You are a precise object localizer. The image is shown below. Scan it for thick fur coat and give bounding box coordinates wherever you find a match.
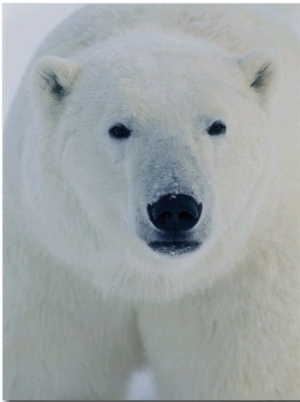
[4,5,300,399]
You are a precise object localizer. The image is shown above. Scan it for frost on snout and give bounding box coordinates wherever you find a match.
[129,135,211,256]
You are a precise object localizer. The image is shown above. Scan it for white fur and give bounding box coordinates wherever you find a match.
[4,5,300,399]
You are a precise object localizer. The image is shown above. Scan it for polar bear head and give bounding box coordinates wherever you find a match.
[27,31,280,301]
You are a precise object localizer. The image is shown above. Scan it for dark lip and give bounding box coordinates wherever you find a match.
[148,241,201,256]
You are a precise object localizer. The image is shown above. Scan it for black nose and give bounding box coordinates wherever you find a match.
[147,194,202,233]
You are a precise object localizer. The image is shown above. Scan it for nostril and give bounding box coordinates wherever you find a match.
[147,194,202,233]
[156,211,172,230]
[178,211,194,223]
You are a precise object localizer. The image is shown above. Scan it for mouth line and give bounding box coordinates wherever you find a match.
[148,240,201,256]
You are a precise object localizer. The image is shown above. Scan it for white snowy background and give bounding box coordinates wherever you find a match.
[3,3,300,399]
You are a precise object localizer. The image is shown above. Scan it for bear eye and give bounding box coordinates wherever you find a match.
[109,123,131,139]
[207,121,226,136]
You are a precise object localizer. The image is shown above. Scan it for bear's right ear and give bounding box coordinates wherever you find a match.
[31,55,81,113]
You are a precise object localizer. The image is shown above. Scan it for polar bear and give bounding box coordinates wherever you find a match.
[3,4,300,400]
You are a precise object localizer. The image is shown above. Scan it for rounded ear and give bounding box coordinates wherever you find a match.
[237,48,281,106]
[31,55,81,114]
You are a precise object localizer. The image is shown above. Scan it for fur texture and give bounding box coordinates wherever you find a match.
[4,4,300,399]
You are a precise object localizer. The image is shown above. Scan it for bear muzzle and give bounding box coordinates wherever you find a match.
[147,193,203,255]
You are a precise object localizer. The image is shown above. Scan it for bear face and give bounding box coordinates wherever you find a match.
[27,31,280,301]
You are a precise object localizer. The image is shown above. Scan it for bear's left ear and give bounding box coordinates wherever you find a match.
[31,55,81,114]
[237,48,281,105]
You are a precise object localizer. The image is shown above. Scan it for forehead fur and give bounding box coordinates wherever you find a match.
[78,31,247,119]
[85,31,244,86]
